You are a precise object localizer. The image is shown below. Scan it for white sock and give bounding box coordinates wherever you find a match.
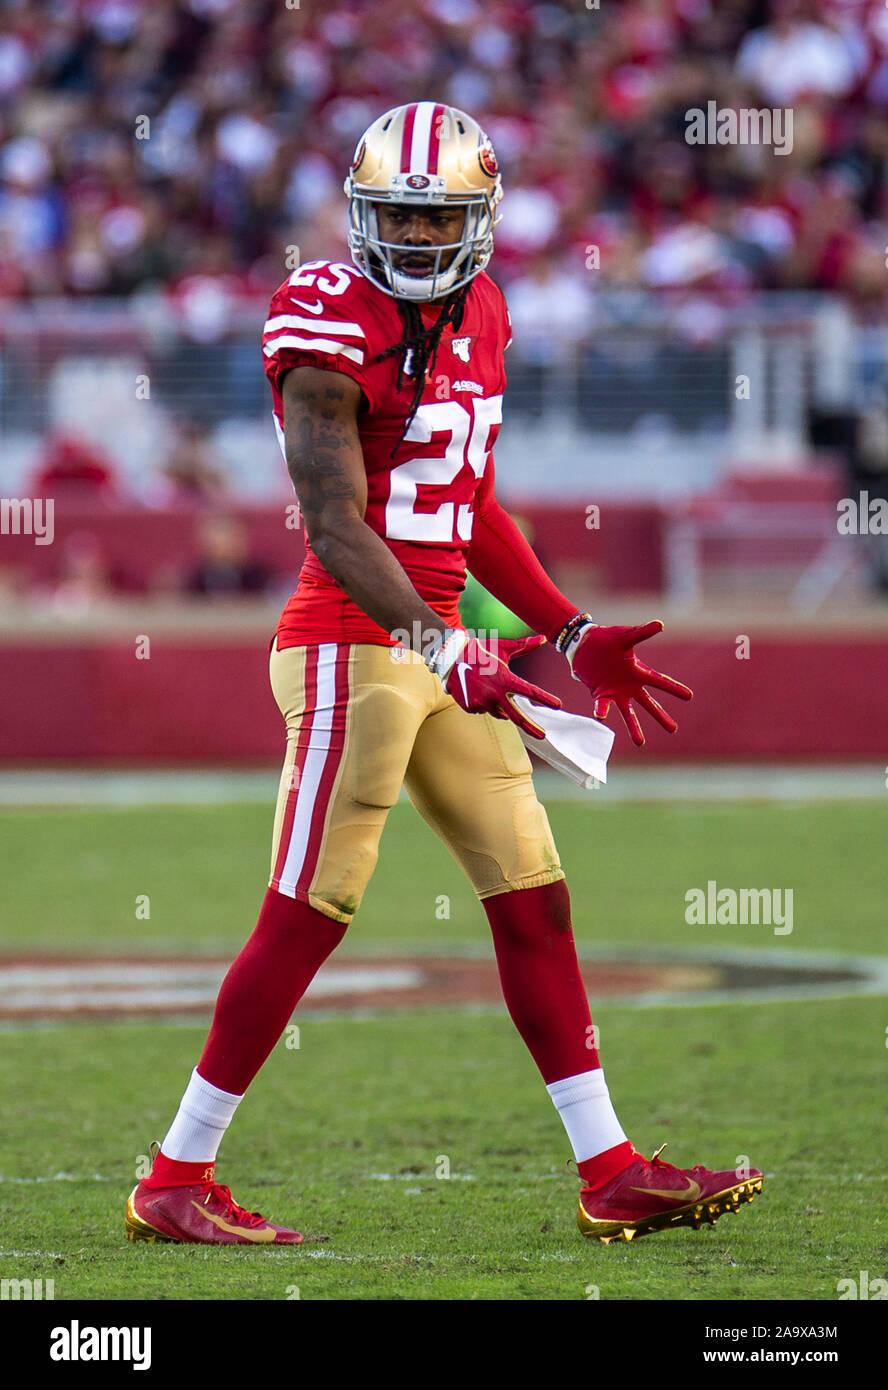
[160,1068,244,1164]
[546,1068,628,1163]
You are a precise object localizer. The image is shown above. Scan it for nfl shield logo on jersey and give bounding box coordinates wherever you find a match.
[451,336,472,363]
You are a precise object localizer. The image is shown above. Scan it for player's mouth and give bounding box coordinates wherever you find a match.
[394,253,436,276]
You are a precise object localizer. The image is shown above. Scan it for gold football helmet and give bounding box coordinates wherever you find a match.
[344,102,503,301]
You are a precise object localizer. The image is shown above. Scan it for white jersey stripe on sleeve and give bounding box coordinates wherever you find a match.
[272,410,286,464]
[264,314,366,339]
[263,334,365,365]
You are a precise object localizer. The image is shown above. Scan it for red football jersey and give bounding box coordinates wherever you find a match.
[262,259,511,647]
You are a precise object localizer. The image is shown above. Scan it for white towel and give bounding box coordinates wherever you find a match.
[511,695,615,789]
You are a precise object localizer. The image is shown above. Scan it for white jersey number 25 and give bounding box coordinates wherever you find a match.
[385,396,503,544]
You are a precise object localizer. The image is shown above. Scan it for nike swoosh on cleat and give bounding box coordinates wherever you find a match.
[630,1179,702,1202]
[189,1200,278,1242]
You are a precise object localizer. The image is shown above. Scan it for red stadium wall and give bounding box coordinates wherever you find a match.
[2,501,884,762]
[0,632,885,763]
[0,500,663,594]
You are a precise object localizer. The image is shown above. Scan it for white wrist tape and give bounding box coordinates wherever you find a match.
[565,620,596,671]
[426,627,469,682]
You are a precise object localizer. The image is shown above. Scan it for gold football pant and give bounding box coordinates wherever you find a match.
[268,640,564,924]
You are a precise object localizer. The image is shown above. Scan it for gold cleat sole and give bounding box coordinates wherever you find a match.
[578,1176,763,1243]
[125,1187,179,1244]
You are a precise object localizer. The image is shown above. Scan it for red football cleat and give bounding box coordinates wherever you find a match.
[125,1178,304,1245]
[577,1143,763,1243]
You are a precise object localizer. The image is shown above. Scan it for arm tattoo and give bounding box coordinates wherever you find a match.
[285,379,359,521]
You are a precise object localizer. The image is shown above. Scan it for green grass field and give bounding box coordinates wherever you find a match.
[1,795,886,1302]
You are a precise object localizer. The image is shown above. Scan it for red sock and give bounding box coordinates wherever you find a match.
[577,1141,638,1189]
[197,887,347,1095]
[482,879,601,1085]
[142,1153,216,1190]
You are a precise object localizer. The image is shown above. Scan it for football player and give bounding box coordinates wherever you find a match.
[127,103,762,1246]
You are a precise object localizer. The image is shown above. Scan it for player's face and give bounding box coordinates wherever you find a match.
[375,203,466,279]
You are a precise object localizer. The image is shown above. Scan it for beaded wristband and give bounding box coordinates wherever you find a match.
[554,612,594,655]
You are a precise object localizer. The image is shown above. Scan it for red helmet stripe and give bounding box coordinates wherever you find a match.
[428,103,446,174]
[400,104,418,173]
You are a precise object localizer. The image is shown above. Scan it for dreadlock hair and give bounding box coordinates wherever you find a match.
[373,282,472,456]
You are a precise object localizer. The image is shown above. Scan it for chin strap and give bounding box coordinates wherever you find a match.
[386,261,462,301]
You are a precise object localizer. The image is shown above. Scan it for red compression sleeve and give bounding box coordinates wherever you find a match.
[467,459,578,642]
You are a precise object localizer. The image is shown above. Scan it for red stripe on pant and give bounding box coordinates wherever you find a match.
[294,644,350,900]
[271,645,318,889]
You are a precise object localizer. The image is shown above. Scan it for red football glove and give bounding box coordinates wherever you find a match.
[567,620,693,747]
[435,633,562,739]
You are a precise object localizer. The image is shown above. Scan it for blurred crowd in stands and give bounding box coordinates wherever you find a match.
[13,426,283,607]
[0,0,886,316]
[2,0,887,606]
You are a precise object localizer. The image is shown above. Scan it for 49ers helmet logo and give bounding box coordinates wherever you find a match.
[405,173,431,189]
[478,140,498,177]
[350,137,366,172]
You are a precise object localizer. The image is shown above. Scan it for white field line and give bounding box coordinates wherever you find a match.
[368,1173,475,1181]
[0,1249,66,1258]
[0,1172,882,1190]
[0,1174,111,1183]
[294,1251,589,1261]
[300,1252,415,1261]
